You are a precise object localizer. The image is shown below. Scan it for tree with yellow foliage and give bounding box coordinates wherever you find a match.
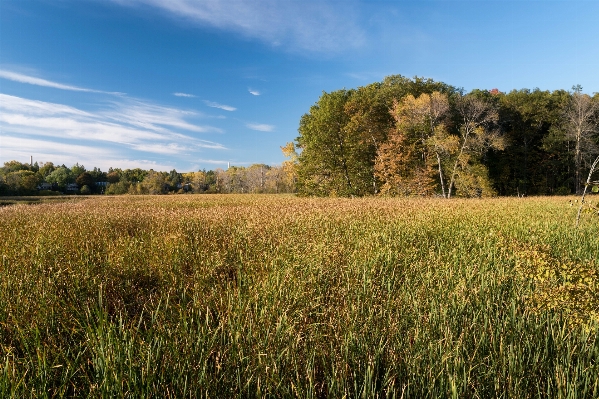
[376,91,505,198]
[281,142,299,193]
[375,91,453,196]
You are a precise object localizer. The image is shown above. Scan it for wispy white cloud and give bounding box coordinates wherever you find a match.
[111,0,365,53]
[0,94,92,117]
[204,100,236,112]
[0,70,124,95]
[246,123,274,132]
[130,143,190,155]
[1,135,113,160]
[102,98,222,134]
[0,135,177,171]
[248,88,261,96]
[0,94,227,160]
[173,92,196,97]
[131,140,223,155]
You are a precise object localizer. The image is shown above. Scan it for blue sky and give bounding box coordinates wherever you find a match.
[1,0,598,172]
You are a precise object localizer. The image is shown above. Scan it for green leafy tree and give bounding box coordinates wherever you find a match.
[492,89,559,195]
[106,171,120,183]
[89,167,107,183]
[342,83,395,194]
[70,163,86,177]
[167,169,182,191]
[140,171,169,194]
[2,160,31,173]
[296,89,356,196]
[37,162,56,180]
[76,172,95,192]
[0,175,7,195]
[4,170,41,194]
[46,167,75,191]
[121,168,148,183]
[105,181,131,195]
[204,170,217,192]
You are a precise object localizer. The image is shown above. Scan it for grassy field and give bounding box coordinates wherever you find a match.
[1,195,598,398]
[0,195,87,207]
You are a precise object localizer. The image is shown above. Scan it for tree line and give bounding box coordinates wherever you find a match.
[0,161,297,196]
[3,75,598,198]
[292,75,599,197]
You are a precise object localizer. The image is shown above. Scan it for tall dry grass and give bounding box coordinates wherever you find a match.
[1,195,598,397]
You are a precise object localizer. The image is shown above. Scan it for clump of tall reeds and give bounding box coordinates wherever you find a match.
[1,195,598,397]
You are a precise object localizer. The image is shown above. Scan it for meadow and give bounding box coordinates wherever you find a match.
[1,195,598,398]
[0,196,86,208]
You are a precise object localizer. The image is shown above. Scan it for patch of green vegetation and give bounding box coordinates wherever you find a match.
[0,196,85,207]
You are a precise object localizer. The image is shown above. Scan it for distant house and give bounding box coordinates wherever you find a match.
[95,181,108,187]
[37,182,52,190]
[66,183,79,192]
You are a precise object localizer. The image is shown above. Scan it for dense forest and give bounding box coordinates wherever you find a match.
[293,75,599,197]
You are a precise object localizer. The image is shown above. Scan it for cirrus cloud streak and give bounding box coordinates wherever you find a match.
[0,135,177,171]
[173,92,196,97]
[0,69,124,95]
[204,100,236,111]
[246,123,274,132]
[0,94,227,158]
[110,0,365,53]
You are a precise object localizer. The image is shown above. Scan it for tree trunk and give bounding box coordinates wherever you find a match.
[436,152,446,198]
[447,129,470,199]
[575,127,582,194]
[576,155,599,227]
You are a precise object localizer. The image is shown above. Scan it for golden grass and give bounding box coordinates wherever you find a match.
[1,195,598,397]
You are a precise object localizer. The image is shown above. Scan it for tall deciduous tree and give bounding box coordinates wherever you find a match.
[70,163,86,177]
[281,142,299,192]
[375,92,453,196]
[495,89,551,195]
[46,167,75,191]
[37,162,56,180]
[375,130,437,196]
[564,86,599,194]
[5,170,41,194]
[182,171,207,193]
[89,167,107,183]
[106,171,120,184]
[140,171,169,194]
[76,172,95,190]
[245,164,269,193]
[296,89,358,196]
[447,93,505,198]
